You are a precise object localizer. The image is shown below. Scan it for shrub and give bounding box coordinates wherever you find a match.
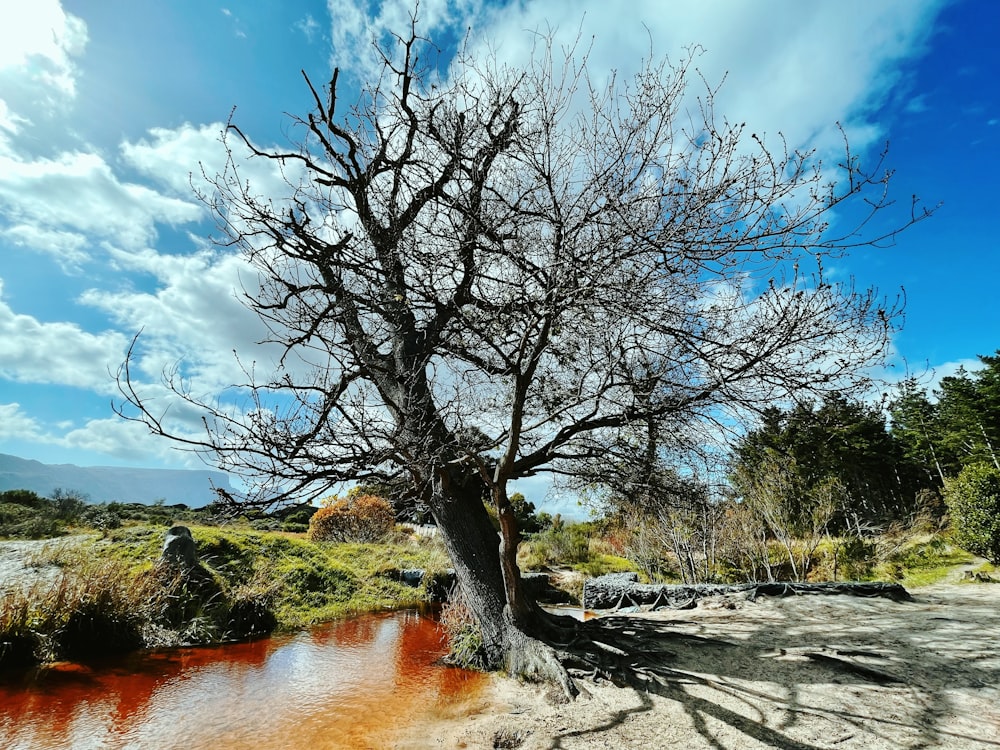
[945,463,1000,564]
[81,505,123,532]
[0,490,48,509]
[1,558,161,664]
[0,502,33,526]
[280,506,318,525]
[438,588,488,670]
[249,517,283,532]
[308,494,395,543]
[50,488,88,521]
[519,520,604,572]
[0,503,62,539]
[835,536,876,581]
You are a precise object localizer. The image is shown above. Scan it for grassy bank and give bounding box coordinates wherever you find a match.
[0,524,450,670]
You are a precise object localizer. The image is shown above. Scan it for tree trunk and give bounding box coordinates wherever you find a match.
[494,485,543,626]
[428,472,576,696]
[429,474,508,661]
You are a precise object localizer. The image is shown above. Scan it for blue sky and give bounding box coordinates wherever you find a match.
[0,0,997,513]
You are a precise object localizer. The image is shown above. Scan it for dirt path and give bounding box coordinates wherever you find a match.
[406,583,1000,750]
[0,536,89,590]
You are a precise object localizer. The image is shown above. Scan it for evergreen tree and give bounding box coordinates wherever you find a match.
[733,394,927,529]
[935,357,1000,472]
[888,378,947,484]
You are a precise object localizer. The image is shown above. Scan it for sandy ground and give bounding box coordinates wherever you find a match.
[0,537,76,590]
[404,581,1000,750]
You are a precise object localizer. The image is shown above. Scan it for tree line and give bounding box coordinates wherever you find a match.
[730,352,1000,527]
[714,353,1000,572]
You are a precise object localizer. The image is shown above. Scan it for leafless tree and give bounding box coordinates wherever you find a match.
[116,23,931,695]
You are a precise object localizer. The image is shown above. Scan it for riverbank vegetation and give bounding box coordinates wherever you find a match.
[0,518,450,671]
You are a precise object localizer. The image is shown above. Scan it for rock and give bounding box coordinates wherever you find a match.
[400,568,426,587]
[522,572,575,604]
[161,525,198,570]
[389,567,457,601]
[582,575,914,611]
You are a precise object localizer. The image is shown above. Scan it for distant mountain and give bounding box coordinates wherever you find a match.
[0,453,231,507]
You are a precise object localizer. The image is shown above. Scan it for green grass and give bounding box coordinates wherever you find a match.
[875,534,975,587]
[1,524,451,669]
[142,525,449,625]
[570,553,636,578]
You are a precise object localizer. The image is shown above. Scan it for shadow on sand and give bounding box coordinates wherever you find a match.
[542,586,1000,749]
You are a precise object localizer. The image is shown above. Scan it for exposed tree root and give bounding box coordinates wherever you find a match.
[506,632,579,701]
[509,597,909,702]
[499,579,915,700]
[499,611,734,701]
[766,646,903,684]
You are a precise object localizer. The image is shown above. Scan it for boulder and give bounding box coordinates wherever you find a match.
[161,525,198,570]
[522,572,575,605]
[390,567,457,601]
[399,568,426,587]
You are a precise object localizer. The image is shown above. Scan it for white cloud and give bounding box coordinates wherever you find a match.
[871,356,985,409]
[0,99,27,135]
[295,14,321,42]
[0,149,202,251]
[0,0,87,100]
[120,121,297,208]
[120,123,226,195]
[468,0,942,158]
[0,402,205,465]
[319,0,943,206]
[923,358,982,399]
[79,244,275,391]
[325,0,485,82]
[0,403,49,443]
[60,416,201,464]
[2,223,89,268]
[0,279,128,393]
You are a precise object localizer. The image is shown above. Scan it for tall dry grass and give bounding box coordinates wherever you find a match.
[1,556,163,667]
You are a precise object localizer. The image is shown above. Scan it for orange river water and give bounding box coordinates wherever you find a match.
[0,609,487,749]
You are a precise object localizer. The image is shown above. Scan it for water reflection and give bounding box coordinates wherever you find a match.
[0,610,485,750]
